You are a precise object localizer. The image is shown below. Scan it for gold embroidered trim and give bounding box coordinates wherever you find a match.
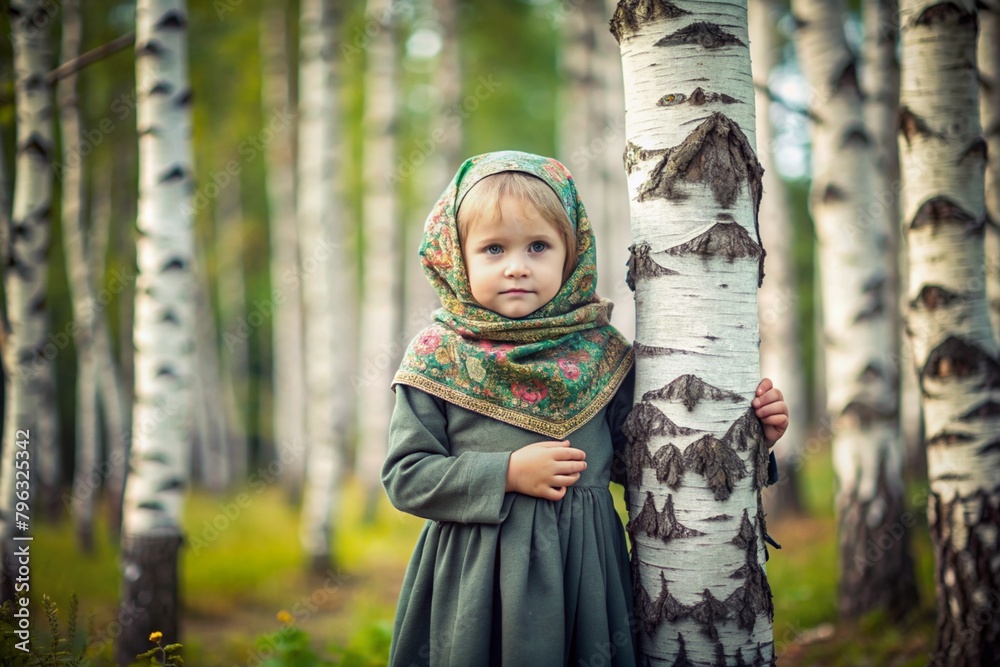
[391,348,634,439]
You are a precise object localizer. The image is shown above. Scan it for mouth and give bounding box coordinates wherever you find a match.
[501,289,532,294]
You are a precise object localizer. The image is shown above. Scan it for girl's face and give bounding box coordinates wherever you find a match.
[461,195,568,319]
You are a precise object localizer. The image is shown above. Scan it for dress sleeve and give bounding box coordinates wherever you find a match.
[381,384,515,524]
[606,364,636,487]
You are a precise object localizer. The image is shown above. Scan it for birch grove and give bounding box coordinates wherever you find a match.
[982,0,1000,338]
[899,0,1000,662]
[612,1,774,662]
[791,0,917,618]
[116,0,196,659]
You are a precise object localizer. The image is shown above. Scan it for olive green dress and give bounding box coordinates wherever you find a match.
[381,367,638,667]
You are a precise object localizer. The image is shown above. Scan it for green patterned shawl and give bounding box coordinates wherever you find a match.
[391,151,633,438]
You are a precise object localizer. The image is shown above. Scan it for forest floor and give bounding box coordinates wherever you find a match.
[27,440,936,666]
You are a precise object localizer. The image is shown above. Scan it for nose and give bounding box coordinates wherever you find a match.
[504,256,529,278]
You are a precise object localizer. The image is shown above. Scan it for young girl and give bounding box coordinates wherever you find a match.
[382,151,789,666]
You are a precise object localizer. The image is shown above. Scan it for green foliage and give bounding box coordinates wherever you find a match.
[136,632,183,667]
[0,594,95,667]
[251,616,391,667]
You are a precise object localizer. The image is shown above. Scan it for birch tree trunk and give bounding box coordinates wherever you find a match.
[792,0,918,619]
[612,2,774,662]
[0,0,60,601]
[116,0,196,659]
[57,0,99,552]
[261,0,307,502]
[297,0,348,572]
[749,0,807,518]
[357,0,402,521]
[900,2,1000,663]
[982,1,1000,339]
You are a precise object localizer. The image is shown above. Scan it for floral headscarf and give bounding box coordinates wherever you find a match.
[391,151,633,438]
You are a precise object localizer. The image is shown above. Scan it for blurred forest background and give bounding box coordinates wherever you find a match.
[0,0,956,664]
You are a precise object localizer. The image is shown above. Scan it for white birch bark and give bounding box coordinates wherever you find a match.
[215,176,248,489]
[2,0,62,529]
[57,0,99,552]
[612,1,773,662]
[899,1,1000,663]
[792,0,918,618]
[261,0,307,501]
[297,0,348,570]
[749,0,807,518]
[982,0,1000,339]
[116,0,195,659]
[357,0,402,520]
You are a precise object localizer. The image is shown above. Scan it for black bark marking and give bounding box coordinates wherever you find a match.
[150,81,174,96]
[155,9,188,30]
[141,451,170,465]
[21,132,52,162]
[663,222,763,262]
[638,112,763,212]
[136,39,167,58]
[842,125,870,148]
[911,284,962,311]
[628,491,704,540]
[654,22,746,50]
[959,400,1000,421]
[137,500,165,512]
[705,513,732,522]
[160,165,188,184]
[922,336,1000,388]
[626,242,678,290]
[689,588,728,640]
[653,443,686,488]
[732,508,755,549]
[840,401,898,430]
[834,61,863,99]
[155,365,178,378]
[927,430,976,447]
[821,183,848,203]
[722,407,762,453]
[623,140,669,175]
[623,401,699,442]
[684,435,748,500]
[670,633,694,667]
[856,275,886,322]
[713,642,728,666]
[645,374,744,410]
[858,363,886,384]
[961,136,988,164]
[176,88,193,107]
[898,106,941,145]
[657,87,741,107]
[753,643,772,667]
[633,340,691,357]
[913,2,977,27]
[977,440,1000,456]
[157,478,185,492]
[609,0,690,44]
[160,309,181,325]
[909,196,982,232]
[635,570,687,635]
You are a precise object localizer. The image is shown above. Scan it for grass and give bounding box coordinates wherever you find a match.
[24,441,936,666]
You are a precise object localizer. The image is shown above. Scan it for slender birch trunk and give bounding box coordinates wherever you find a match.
[792,0,918,619]
[357,0,402,521]
[982,1,1000,339]
[216,178,248,489]
[0,0,60,601]
[116,1,196,659]
[57,0,99,551]
[900,2,1000,663]
[297,0,347,571]
[749,0,807,518]
[612,2,774,662]
[261,0,307,501]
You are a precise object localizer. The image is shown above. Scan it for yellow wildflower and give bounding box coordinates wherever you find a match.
[277,610,293,624]
[149,631,163,642]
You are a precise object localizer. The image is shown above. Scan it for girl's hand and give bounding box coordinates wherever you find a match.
[753,378,788,449]
[506,440,587,501]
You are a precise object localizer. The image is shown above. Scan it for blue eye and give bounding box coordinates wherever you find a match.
[530,241,547,253]
[486,245,503,255]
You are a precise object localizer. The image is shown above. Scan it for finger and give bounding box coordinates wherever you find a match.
[545,486,567,501]
[763,414,789,429]
[555,460,587,474]
[752,387,783,408]
[755,403,788,419]
[552,447,587,461]
[539,440,572,448]
[552,473,581,486]
[755,378,773,396]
